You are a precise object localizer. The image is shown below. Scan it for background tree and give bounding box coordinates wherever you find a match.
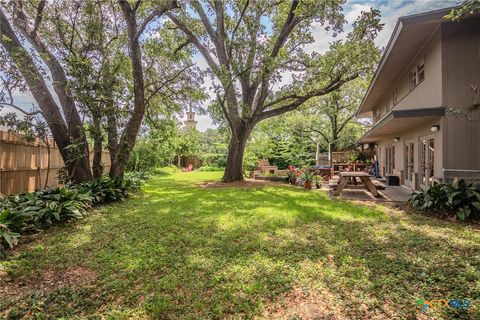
[299,79,368,152]
[445,0,480,21]
[167,0,382,181]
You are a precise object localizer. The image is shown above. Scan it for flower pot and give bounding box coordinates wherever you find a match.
[304,181,312,189]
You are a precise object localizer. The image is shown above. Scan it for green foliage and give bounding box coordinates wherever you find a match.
[199,128,229,167]
[0,175,145,253]
[0,209,21,251]
[444,0,480,21]
[153,165,182,176]
[409,179,480,220]
[197,166,225,172]
[300,170,314,183]
[2,188,92,227]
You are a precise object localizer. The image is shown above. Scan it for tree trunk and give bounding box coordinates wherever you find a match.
[109,2,147,180]
[223,125,251,182]
[11,1,92,182]
[1,9,90,183]
[91,116,103,179]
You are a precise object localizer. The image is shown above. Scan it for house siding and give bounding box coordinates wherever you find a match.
[441,18,480,181]
[375,118,443,189]
[373,28,443,122]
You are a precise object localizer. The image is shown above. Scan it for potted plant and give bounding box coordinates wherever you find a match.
[313,175,322,189]
[286,170,295,184]
[301,170,313,189]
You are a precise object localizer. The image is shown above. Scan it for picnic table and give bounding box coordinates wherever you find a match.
[333,172,380,197]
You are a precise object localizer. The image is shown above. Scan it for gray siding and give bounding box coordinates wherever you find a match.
[441,17,480,177]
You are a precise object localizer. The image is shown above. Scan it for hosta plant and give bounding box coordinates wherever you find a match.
[409,179,480,220]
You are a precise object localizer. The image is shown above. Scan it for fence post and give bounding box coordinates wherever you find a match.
[37,140,41,190]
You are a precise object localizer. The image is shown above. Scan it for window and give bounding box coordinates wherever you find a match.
[393,89,398,105]
[409,70,417,91]
[409,58,425,91]
[417,59,425,83]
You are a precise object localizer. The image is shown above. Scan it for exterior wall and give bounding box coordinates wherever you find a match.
[441,17,480,182]
[373,28,443,122]
[376,117,443,189]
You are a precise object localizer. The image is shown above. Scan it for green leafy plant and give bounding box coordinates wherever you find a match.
[409,179,480,220]
[0,209,22,251]
[300,170,314,183]
[313,175,322,188]
[0,173,146,254]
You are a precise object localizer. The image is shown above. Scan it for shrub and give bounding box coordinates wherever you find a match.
[0,173,146,254]
[2,187,92,227]
[72,173,146,203]
[153,165,181,176]
[0,209,23,252]
[409,179,480,220]
[197,166,225,172]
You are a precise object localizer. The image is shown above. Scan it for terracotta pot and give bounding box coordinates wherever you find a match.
[304,181,312,189]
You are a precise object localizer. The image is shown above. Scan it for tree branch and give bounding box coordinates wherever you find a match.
[257,74,358,121]
[0,102,43,116]
[134,1,178,41]
[166,13,221,76]
[31,0,46,37]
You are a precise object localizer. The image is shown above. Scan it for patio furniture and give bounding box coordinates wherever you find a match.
[255,159,278,174]
[333,172,380,197]
[309,166,333,181]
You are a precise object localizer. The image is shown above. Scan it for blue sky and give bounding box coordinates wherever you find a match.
[5,0,459,132]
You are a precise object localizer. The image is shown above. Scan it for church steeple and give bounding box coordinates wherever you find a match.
[185,105,197,130]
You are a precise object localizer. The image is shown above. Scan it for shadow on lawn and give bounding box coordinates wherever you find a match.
[1,176,479,319]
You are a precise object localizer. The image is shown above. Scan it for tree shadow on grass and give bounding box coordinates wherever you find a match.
[1,176,479,319]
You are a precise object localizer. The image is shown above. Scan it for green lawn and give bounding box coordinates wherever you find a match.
[1,172,479,319]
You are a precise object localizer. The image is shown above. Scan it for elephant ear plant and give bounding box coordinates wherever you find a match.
[409,178,480,220]
[0,173,146,256]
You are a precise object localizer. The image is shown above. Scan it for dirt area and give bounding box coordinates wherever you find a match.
[260,286,349,320]
[0,266,97,299]
[197,179,286,189]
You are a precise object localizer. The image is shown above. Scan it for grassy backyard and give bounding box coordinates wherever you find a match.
[1,172,479,319]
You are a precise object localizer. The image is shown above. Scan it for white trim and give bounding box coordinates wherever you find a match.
[443,169,480,173]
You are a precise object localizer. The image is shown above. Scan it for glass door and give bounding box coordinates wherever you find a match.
[404,142,414,183]
[420,138,435,188]
[385,145,395,175]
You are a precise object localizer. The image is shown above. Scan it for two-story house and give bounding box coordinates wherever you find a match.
[357,7,480,190]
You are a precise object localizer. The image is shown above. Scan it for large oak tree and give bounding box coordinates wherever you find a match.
[167,0,382,181]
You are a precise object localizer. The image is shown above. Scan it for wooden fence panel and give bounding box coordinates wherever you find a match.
[0,130,111,195]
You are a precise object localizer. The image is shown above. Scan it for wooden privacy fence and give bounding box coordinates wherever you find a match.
[0,130,110,195]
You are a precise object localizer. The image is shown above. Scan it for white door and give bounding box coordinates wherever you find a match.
[419,136,435,188]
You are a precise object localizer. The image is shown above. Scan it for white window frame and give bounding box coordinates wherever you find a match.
[409,58,425,91]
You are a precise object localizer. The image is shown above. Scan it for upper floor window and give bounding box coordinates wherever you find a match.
[409,58,425,91]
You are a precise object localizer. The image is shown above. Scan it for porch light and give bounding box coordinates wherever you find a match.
[431,125,440,132]
[394,137,400,142]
